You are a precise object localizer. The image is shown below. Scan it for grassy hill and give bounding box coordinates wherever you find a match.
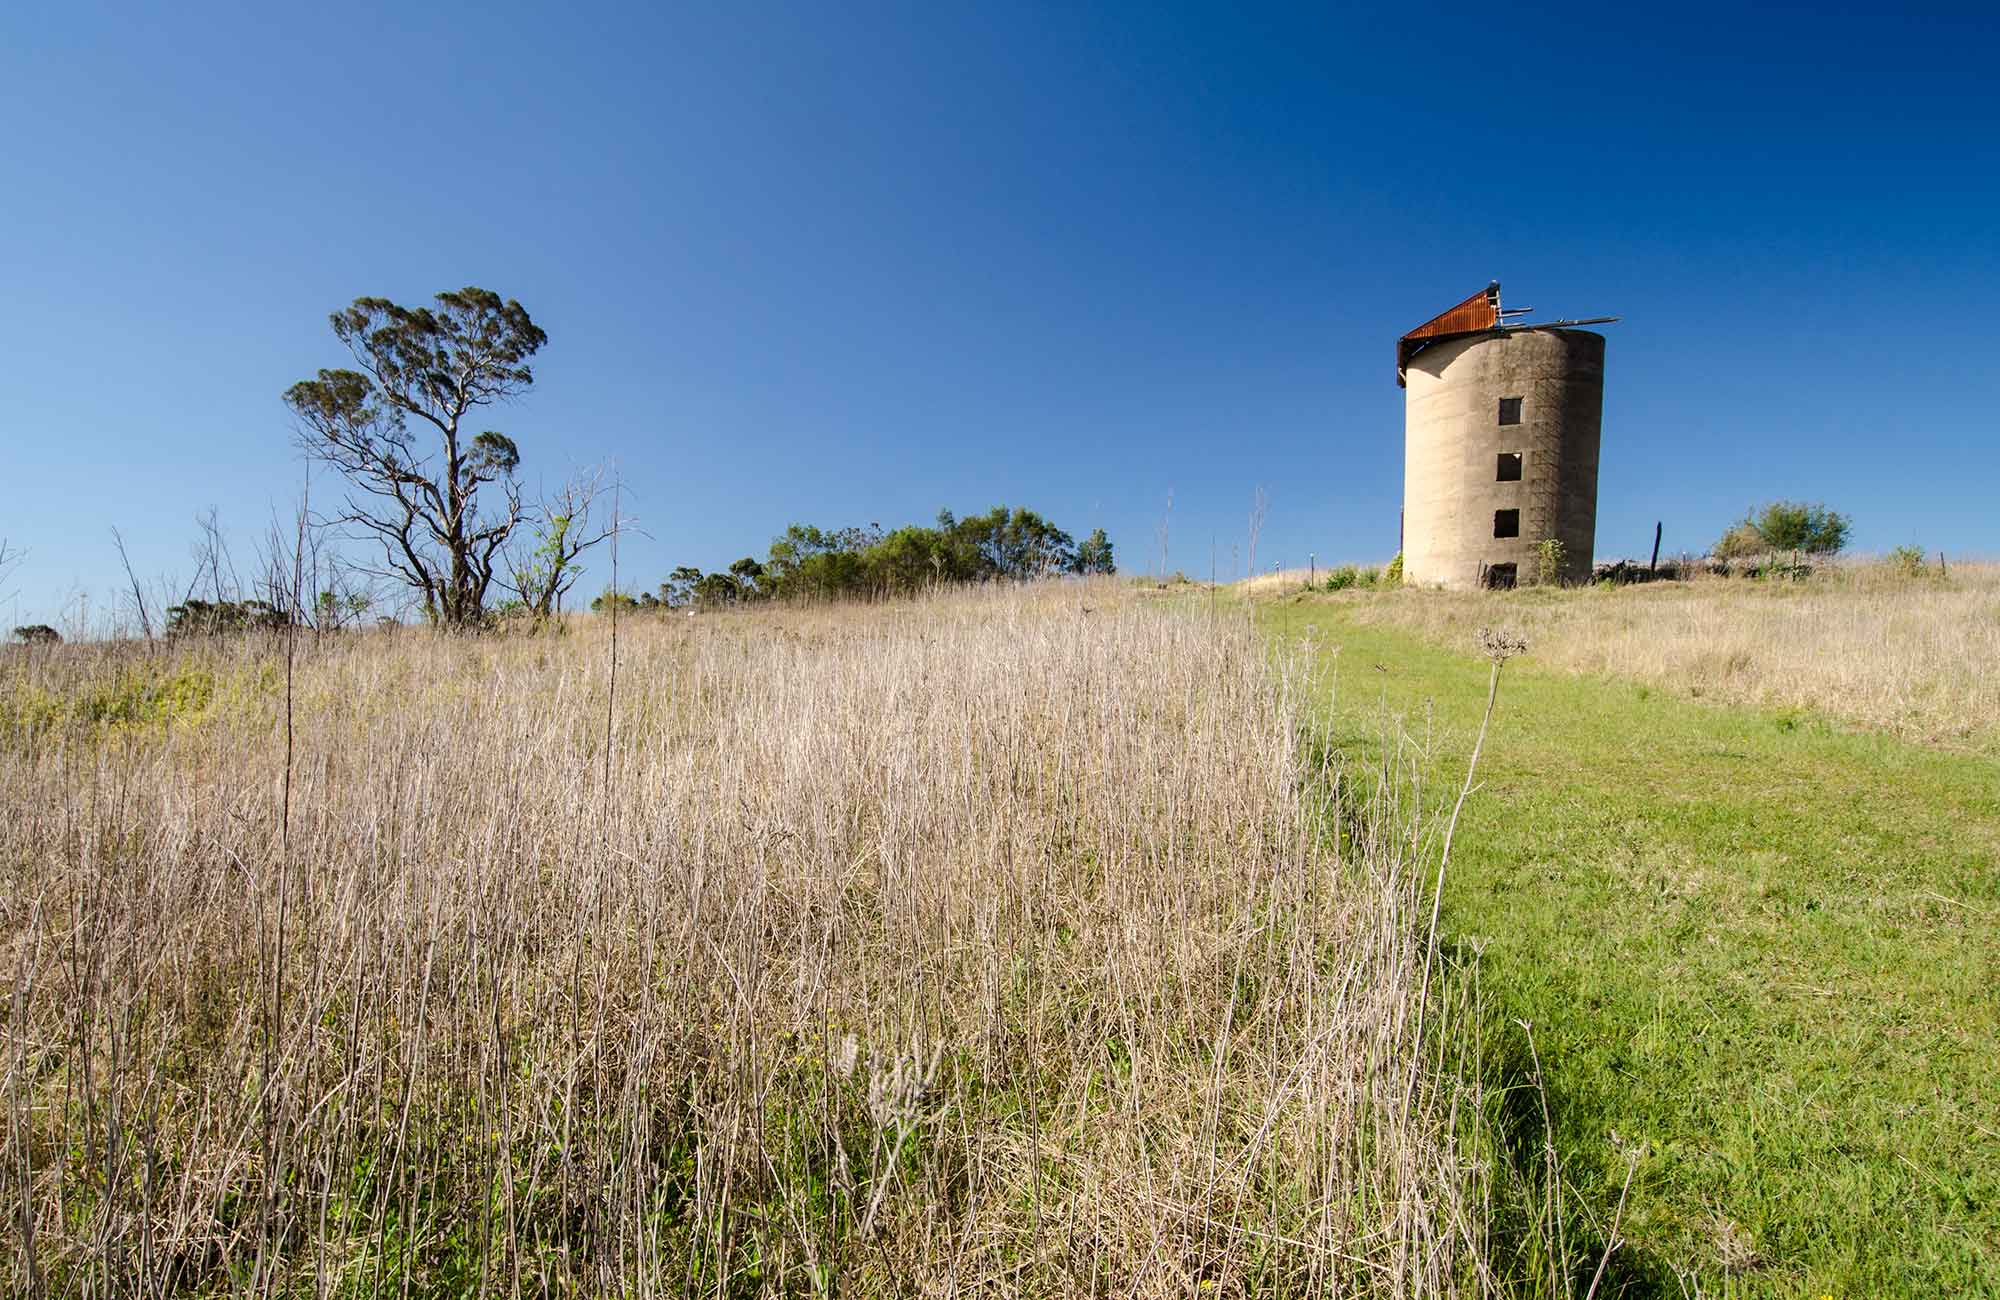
[7,573,1992,1296]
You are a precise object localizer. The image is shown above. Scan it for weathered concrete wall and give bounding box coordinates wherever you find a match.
[1402,329,1604,589]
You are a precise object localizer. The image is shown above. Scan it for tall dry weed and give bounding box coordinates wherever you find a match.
[2,584,1505,1296]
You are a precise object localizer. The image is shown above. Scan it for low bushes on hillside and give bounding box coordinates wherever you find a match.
[620,507,1118,610]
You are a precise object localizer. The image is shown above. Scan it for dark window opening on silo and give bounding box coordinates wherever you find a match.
[1485,563,1517,590]
[1498,397,1522,425]
[1497,452,1523,482]
[1494,509,1520,539]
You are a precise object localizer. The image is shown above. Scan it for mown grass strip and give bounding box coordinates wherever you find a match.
[1262,598,2000,1297]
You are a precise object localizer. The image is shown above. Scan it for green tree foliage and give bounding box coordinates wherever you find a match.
[11,624,60,645]
[727,556,765,595]
[314,590,374,629]
[1711,522,1767,560]
[504,468,616,620]
[762,523,881,600]
[654,507,1112,606]
[951,506,1076,580]
[866,526,955,592]
[663,566,705,608]
[1717,500,1851,557]
[283,288,546,628]
[693,572,744,606]
[165,599,290,637]
[1755,500,1850,554]
[1072,528,1115,575]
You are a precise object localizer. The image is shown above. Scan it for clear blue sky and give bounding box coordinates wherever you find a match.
[4,1,1995,626]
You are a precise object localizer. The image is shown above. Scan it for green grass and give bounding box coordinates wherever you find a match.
[1261,595,2000,1297]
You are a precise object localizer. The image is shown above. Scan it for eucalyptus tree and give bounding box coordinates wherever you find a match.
[283,288,547,628]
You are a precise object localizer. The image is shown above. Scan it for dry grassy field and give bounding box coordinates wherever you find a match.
[1277,561,2000,750]
[1,586,1533,1297]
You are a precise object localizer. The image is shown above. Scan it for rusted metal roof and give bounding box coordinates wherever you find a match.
[1396,282,1619,384]
[1396,282,1500,386]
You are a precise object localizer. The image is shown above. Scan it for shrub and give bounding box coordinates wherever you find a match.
[590,589,641,613]
[1324,565,1359,591]
[166,599,290,637]
[1712,523,1766,560]
[1886,545,1927,578]
[81,667,217,726]
[1754,500,1850,554]
[1384,553,1404,586]
[5,665,225,731]
[11,624,59,645]
[1717,501,1851,559]
[1532,538,1567,586]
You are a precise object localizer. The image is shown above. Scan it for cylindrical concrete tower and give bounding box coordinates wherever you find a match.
[1398,290,1605,589]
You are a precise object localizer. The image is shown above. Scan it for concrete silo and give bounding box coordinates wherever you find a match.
[1396,283,1613,589]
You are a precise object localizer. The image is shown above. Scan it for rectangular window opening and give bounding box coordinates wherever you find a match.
[1494,508,1521,539]
[1497,451,1523,482]
[1498,396,1523,426]
[1485,563,1518,590]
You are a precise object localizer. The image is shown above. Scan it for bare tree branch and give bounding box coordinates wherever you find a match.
[0,539,28,633]
[500,463,621,619]
[110,527,153,641]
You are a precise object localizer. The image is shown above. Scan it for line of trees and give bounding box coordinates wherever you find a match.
[8,286,1116,641]
[597,508,1116,612]
[278,286,1115,629]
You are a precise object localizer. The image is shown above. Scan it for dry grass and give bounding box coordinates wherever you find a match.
[1233,569,1318,600]
[1,583,1513,1297]
[1322,562,2000,749]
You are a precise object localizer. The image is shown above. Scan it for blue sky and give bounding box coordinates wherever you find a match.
[3,1,1995,626]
